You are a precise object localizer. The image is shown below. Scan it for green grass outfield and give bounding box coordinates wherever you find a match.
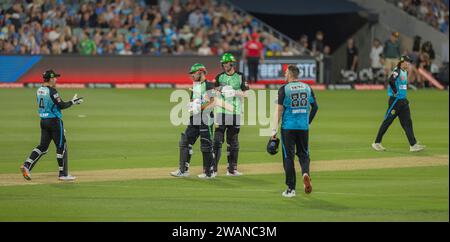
[0,88,448,221]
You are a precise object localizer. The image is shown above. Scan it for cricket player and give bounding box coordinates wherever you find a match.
[272,65,318,198]
[213,53,249,176]
[170,63,216,179]
[372,55,426,152]
[20,70,83,181]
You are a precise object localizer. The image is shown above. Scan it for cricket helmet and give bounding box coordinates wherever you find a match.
[42,69,61,81]
[220,53,236,63]
[189,63,207,74]
[399,55,412,63]
[266,137,280,155]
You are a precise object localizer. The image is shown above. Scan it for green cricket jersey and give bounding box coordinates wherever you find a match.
[214,71,249,115]
[191,80,214,105]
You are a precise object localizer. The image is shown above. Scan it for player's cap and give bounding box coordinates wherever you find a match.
[220,53,236,63]
[400,55,412,63]
[42,69,61,80]
[189,63,207,74]
[266,137,280,155]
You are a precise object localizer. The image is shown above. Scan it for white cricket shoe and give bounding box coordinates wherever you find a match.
[282,189,296,198]
[170,169,189,177]
[58,175,76,181]
[226,170,243,176]
[372,143,386,151]
[410,143,426,152]
[20,165,32,181]
[197,173,214,179]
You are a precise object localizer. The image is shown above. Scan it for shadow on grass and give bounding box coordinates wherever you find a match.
[181,175,275,189]
[293,196,350,212]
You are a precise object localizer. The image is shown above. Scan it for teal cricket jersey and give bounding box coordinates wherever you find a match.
[278,81,316,130]
[37,86,67,119]
[387,67,408,99]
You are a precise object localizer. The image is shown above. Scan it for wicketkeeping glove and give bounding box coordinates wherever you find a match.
[71,94,84,105]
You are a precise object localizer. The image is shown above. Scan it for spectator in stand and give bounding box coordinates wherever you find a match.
[311,31,324,56]
[421,40,436,61]
[440,14,449,33]
[78,31,96,55]
[281,44,294,56]
[188,8,204,30]
[0,0,300,57]
[242,32,264,83]
[384,31,401,73]
[346,37,358,72]
[396,0,449,33]
[266,34,282,57]
[323,45,332,84]
[298,34,311,56]
[416,52,432,87]
[370,38,384,77]
[197,40,212,55]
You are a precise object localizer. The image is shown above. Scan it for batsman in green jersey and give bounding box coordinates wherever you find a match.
[170,63,216,179]
[213,53,249,176]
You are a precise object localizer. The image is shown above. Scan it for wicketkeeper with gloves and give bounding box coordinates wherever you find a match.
[212,53,249,176]
[20,70,84,181]
[170,63,217,179]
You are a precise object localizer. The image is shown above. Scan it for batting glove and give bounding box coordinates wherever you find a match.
[188,99,202,114]
[222,86,236,98]
[271,128,278,138]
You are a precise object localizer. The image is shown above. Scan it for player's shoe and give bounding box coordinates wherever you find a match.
[170,169,189,177]
[282,189,296,198]
[20,165,31,181]
[303,173,312,194]
[197,173,214,179]
[226,170,243,176]
[410,143,426,152]
[58,175,76,181]
[211,171,217,178]
[372,143,386,151]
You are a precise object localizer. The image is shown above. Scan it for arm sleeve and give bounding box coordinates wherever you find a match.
[49,88,72,110]
[388,68,400,94]
[309,102,318,124]
[277,86,285,106]
[239,72,249,91]
[309,89,318,124]
[206,81,215,91]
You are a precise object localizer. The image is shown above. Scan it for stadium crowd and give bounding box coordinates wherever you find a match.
[391,0,449,34]
[0,0,296,56]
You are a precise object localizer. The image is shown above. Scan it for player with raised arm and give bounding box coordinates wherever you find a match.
[20,70,83,181]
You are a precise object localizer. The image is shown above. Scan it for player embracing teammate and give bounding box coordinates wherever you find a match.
[171,53,249,178]
[170,63,216,179]
[212,53,249,176]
